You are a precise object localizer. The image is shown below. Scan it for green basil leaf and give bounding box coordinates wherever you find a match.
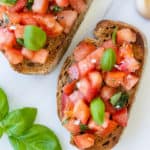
[112,26,118,44]
[1,107,37,136]
[101,48,116,71]
[80,124,89,132]
[0,0,17,5]
[16,38,24,46]
[0,88,9,121]
[9,124,62,150]
[110,92,122,106]
[0,126,3,138]
[26,0,34,10]
[52,5,62,12]
[90,98,105,125]
[24,25,47,51]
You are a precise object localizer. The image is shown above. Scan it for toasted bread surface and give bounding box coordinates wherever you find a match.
[57,20,146,150]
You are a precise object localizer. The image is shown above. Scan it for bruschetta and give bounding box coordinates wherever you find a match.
[57,20,146,150]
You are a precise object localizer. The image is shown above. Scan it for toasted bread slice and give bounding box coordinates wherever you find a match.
[57,20,146,150]
[10,0,93,74]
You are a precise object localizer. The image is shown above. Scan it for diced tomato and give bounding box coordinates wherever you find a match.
[73,133,95,149]
[21,13,37,25]
[88,71,102,90]
[118,58,140,73]
[32,0,49,14]
[100,120,118,137]
[63,80,76,95]
[102,40,117,51]
[0,28,16,49]
[103,100,117,114]
[14,25,24,39]
[119,43,134,58]
[88,113,110,131]
[77,77,96,102]
[117,28,136,44]
[21,47,34,59]
[57,10,77,33]
[69,0,87,13]
[69,90,84,104]
[100,86,116,100]
[73,100,90,124]
[10,0,27,12]
[68,63,80,80]
[5,48,23,65]
[112,108,128,127]
[31,49,49,64]
[122,74,139,91]
[105,71,126,88]
[7,12,21,24]
[64,119,80,134]
[0,6,7,20]
[73,41,96,62]
[55,0,69,7]
[47,22,63,37]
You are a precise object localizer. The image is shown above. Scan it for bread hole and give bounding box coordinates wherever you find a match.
[113,136,117,141]
[108,133,112,138]
[102,141,110,146]
[27,62,35,67]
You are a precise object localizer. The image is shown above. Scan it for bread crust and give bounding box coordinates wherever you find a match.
[10,0,93,74]
[57,20,146,150]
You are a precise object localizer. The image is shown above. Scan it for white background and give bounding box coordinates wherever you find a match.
[0,0,150,149]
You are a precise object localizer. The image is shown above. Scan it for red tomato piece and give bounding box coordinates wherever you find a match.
[73,41,96,62]
[88,71,103,90]
[10,0,27,12]
[100,86,116,100]
[69,0,87,13]
[113,108,128,127]
[105,71,126,88]
[73,100,90,124]
[68,63,80,80]
[64,119,80,134]
[57,10,77,33]
[0,28,16,49]
[63,80,76,95]
[21,13,38,25]
[31,49,49,64]
[73,133,95,149]
[21,47,34,59]
[7,12,21,24]
[102,40,117,50]
[14,25,24,39]
[77,77,96,102]
[122,74,139,91]
[117,28,136,44]
[69,90,84,104]
[5,48,23,65]
[32,0,49,14]
[103,100,117,114]
[55,0,69,7]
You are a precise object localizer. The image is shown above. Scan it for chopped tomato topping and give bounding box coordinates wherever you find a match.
[14,25,24,38]
[68,64,80,80]
[10,0,27,12]
[100,86,116,100]
[105,71,126,88]
[73,41,96,62]
[103,100,117,114]
[64,119,80,134]
[117,28,136,44]
[73,100,90,124]
[8,12,22,24]
[102,40,117,50]
[69,0,87,13]
[55,0,69,7]
[32,0,49,14]
[122,74,139,91]
[21,13,38,25]
[73,133,95,149]
[5,48,23,65]
[63,80,76,95]
[21,48,34,59]
[112,108,128,127]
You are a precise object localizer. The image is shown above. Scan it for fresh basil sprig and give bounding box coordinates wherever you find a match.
[0,0,17,5]
[0,107,37,136]
[9,124,62,150]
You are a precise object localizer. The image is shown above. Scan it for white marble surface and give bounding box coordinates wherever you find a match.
[0,0,150,150]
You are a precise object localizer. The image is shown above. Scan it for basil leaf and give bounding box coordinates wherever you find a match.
[0,0,17,5]
[112,26,118,44]
[9,124,62,150]
[24,25,47,51]
[26,0,34,10]
[110,92,122,106]
[90,98,105,125]
[101,48,116,71]
[16,38,24,46]
[0,126,3,138]
[1,107,37,136]
[0,88,9,121]
[52,5,62,12]
[80,124,89,132]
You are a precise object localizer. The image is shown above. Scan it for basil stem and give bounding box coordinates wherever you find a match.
[112,26,118,44]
